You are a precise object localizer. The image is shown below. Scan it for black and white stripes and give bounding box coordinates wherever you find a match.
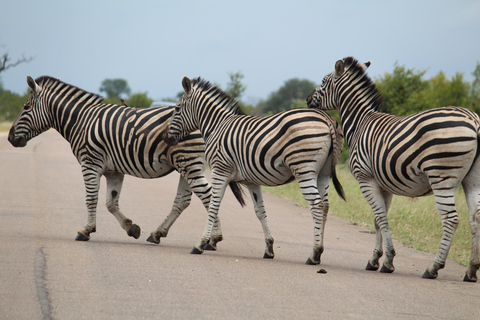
[166,77,345,264]
[307,57,480,281]
[8,75,231,247]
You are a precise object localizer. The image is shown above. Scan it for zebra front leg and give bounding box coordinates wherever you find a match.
[422,192,459,279]
[362,185,396,273]
[191,175,228,254]
[247,185,275,259]
[105,172,141,239]
[147,176,192,244]
[76,167,101,241]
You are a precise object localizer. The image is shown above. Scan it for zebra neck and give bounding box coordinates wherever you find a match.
[50,97,95,143]
[338,99,377,148]
[197,104,234,142]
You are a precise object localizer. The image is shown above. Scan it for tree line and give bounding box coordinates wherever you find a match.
[1,62,480,124]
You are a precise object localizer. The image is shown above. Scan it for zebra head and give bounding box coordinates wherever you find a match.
[8,76,54,148]
[306,58,372,110]
[164,76,198,146]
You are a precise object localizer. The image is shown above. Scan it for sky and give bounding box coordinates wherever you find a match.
[1,0,479,105]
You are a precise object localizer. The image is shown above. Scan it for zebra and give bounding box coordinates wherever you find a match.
[306,57,480,282]
[164,76,345,264]
[8,75,244,247]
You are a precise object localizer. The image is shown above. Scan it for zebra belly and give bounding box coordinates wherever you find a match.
[235,159,295,187]
[373,172,433,197]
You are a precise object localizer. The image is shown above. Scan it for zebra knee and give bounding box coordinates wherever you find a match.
[106,190,119,212]
[178,198,191,212]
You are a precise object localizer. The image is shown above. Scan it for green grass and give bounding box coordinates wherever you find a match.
[0,122,12,132]
[264,164,472,266]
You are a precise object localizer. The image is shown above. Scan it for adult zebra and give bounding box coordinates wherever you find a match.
[8,75,244,246]
[306,57,480,282]
[165,77,345,264]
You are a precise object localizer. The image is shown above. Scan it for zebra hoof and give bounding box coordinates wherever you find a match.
[128,224,141,239]
[75,232,89,241]
[463,273,477,282]
[146,235,160,244]
[422,269,438,279]
[263,252,274,259]
[380,264,395,273]
[366,261,379,271]
[190,246,204,254]
[305,257,319,265]
[203,243,217,251]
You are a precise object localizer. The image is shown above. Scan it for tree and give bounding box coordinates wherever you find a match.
[126,92,153,108]
[225,71,247,99]
[0,52,33,75]
[375,62,427,116]
[99,78,131,99]
[261,78,317,115]
[0,88,28,121]
[470,62,480,111]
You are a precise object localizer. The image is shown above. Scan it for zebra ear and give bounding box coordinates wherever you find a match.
[27,76,42,93]
[360,61,372,72]
[334,60,345,79]
[182,76,192,96]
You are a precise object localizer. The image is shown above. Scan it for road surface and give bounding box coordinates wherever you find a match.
[0,130,478,319]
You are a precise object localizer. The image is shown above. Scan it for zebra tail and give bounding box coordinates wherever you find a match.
[331,166,346,201]
[229,182,247,207]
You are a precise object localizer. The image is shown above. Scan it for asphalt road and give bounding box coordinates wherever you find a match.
[0,130,479,320]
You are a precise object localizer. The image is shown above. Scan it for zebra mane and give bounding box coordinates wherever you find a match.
[343,57,383,111]
[35,76,105,105]
[191,77,242,115]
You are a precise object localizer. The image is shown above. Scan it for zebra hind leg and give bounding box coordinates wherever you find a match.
[305,170,332,265]
[422,192,459,279]
[366,220,383,271]
[105,172,141,239]
[191,175,229,255]
[247,185,275,259]
[462,177,480,282]
[147,176,192,244]
[203,218,223,251]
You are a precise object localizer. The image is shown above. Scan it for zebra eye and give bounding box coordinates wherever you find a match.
[23,104,32,111]
[174,106,180,112]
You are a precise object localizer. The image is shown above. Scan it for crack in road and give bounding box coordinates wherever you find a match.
[35,248,53,320]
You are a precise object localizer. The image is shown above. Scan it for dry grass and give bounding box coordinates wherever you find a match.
[264,164,472,266]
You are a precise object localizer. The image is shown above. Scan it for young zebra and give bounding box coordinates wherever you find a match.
[306,57,480,282]
[165,77,345,264]
[8,76,244,246]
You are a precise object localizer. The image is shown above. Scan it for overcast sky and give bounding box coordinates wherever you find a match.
[1,0,479,105]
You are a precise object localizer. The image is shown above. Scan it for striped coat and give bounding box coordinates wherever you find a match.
[8,76,243,247]
[166,77,345,264]
[307,57,480,282]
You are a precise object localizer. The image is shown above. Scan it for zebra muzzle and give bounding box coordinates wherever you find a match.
[8,126,27,148]
[163,132,179,146]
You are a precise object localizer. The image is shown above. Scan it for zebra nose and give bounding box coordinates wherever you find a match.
[163,131,178,146]
[306,92,314,106]
[8,126,16,143]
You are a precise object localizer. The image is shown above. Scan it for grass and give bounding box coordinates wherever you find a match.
[0,122,12,132]
[264,164,472,266]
